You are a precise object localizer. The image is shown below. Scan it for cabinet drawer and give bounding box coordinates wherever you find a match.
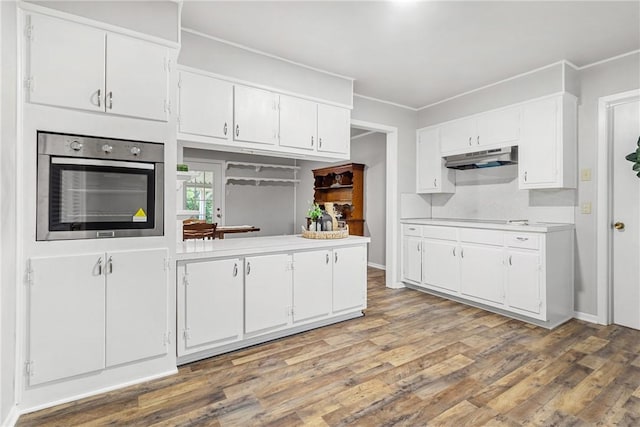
[505,233,540,250]
[459,228,503,246]
[402,224,422,237]
[422,225,457,241]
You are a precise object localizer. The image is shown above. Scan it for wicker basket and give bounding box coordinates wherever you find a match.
[302,228,349,239]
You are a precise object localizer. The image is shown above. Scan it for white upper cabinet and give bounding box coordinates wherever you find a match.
[28,14,105,113]
[519,94,577,189]
[317,104,350,155]
[105,33,169,122]
[416,127,455,194]
[234,85,279,145]
[279,95,318,151]
[27,13,170,121]
[440,106,521,155]
[178,71,232,139]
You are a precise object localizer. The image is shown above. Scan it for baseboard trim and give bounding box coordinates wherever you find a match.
[1,404,20,427]
[367,262,385,270]
[573,311,600,324]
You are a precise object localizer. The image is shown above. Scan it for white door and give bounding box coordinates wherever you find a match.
[182,259,242,352]
[333,246,367,312]
[422,239,460,293]
[317,104,350,154]
[506,250,541,315]
[244,254,291,334]
[402,236,422,283]
[612,99,640,330]
[106,33,168,121]
[279,95,317,150]
[105,249,168,367]
[440,118,476,154]
[476,107,521,148]
[520,97,559,187]
[460,244,505,304]
[233,85,279,145]
[178,71,232,139]
[292,250,332,323]
[182,161,224,224]
[28,13,105,112]
[28,254,105,385]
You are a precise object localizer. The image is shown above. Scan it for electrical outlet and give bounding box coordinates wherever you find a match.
[581,168,592,181]
[581,202,592,214]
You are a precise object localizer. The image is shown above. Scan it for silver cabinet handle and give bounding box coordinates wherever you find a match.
[311,136,314,147]
[224,122,228,135]
[524,171,528,182]
[235,124,240,137]
[516,237,529,241]
[477,136,480,145]
[97,89,102,107]
[408,227,416,231]
[319,138,323,148]
[468,137,472,146]
[97,257,103,275]
[417,243,420,252]
[107,256,113,274]
[460,249,464,258]
[246,261,251,275]
[233,263,238,277]
[508,255,512,266]
[433,178,437,187]
[326,253,330,264]
[453,247,456,257]
[107,91,113,109]
[334,252,338,263]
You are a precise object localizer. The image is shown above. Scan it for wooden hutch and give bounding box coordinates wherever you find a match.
[312,163,365,236]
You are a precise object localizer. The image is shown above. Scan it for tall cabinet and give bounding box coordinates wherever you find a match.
[312,163,365,236]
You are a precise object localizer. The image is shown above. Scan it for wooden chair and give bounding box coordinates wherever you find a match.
[183,220,217,241]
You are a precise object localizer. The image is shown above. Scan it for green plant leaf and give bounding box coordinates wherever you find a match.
[626,152,637,162]
[636,170,640,177]
[633,163,640,171]
[637,136,640,147]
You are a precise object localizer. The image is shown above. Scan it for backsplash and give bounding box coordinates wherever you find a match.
[430,165,576,223]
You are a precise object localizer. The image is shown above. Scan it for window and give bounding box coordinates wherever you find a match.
[184,171,214,223]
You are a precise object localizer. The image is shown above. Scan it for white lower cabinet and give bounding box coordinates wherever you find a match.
[401,223,573,328]
[244,254,292,335]
[292,250,332,323]
[27,248,169,386]
[333,246,367,313]
[178,258,243,356]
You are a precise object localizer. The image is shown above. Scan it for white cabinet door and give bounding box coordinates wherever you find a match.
[317,104,350,155]
[333,246,367,312]
[292,250,332,323]
[422,239,460,293]
[279,95,317,151]
[28,254,105,385]
[519,97,559,188]
[440,119,476,154]
[506,250,542,315]
[460,244,505,304]
[402,236,422,283]
[244,254,291,334]
[234,85,279,145]
[476,107,521,148]
[181,259,243,352]
[178,71,232,139]
[28,14,105,112]
[105,249,168,367]
[106,33,168,121]
[416,127,455,194]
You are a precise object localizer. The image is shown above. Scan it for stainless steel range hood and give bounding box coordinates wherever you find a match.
[444,146,518,170]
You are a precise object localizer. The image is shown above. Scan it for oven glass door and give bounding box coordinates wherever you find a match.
[48,158,156,232]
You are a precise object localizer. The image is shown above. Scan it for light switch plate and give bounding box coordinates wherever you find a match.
[581,168,592,181]
[581,202,592,214]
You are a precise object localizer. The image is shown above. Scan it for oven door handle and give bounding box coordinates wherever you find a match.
[51,157,156,170]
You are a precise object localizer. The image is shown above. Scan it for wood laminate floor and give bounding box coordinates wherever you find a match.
[18,268,640,426]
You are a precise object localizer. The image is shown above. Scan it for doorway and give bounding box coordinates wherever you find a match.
[182,161,224,225]
[596,89,640,327]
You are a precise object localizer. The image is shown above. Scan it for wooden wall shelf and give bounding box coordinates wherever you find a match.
[312,163,365,236]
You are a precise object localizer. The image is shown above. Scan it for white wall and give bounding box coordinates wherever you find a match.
[351,133,386,267]
[183,148,298,237]
[1,1,17,423]
[178,31,353,107]
[26,1,180,42]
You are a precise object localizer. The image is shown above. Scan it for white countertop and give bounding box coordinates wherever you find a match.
[177,234,371,261]
[401,218,574,232]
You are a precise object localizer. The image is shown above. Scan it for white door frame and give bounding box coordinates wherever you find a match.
[596,88,640,324]
[350,119,401,289]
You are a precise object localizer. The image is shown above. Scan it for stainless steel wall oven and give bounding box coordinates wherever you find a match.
[37,132,164,241]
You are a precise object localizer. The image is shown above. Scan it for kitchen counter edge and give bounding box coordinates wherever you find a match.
[400,218,574,233]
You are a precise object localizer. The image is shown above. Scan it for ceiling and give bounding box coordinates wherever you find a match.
[181,1,640,110]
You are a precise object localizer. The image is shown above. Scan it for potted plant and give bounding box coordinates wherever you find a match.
[307,202,322,231]
[625,136,640,177]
